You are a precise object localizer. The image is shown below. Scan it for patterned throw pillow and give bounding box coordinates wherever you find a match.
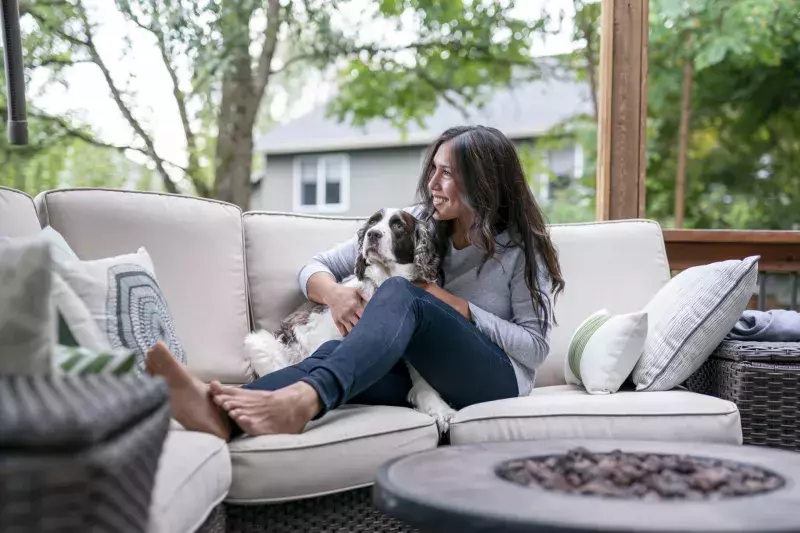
[632,255,759,391]
[50,247,187,373]
[56,345,137,375]
[564,309,648,394]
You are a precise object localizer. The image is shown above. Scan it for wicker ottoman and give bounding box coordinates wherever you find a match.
[685,340,800,451]
[0,373,171,533]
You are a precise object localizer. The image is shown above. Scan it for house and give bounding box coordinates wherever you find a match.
[251,75,593,216]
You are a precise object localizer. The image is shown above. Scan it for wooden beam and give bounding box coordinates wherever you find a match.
[596,0,649,220]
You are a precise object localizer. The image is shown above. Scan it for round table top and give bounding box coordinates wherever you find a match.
[374,439,800,533]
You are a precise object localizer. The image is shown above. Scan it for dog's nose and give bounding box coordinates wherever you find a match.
[367,229,382,241]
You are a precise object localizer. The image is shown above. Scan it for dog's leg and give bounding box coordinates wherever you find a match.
[405,362,457,435]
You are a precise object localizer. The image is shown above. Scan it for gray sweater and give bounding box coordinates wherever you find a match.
[298,209,552,395]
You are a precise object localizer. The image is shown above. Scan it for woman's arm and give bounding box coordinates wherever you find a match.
[422,253,551,372]
[414,282,472,321]
[298,236,358,301]
[471,253,551,372]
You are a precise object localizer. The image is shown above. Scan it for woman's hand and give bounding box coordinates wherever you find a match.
[324,284,367,336]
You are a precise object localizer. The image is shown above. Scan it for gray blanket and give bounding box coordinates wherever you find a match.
[726,309,800,342]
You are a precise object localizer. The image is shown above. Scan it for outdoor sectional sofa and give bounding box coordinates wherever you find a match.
[0,186,743,532]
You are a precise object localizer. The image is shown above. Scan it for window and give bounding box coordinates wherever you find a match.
[292,155,350,213]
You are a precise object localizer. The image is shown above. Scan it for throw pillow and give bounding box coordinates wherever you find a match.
[1,228,112,351]
[564,309,648,394]
[51,246,187,373]
[632,255,759,391]
[0,237,55,374]
[55,344,137,375]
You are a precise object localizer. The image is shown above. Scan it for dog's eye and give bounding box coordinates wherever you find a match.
[392,221,404,231]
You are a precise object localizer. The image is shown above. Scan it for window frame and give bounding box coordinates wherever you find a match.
[292,154,351,213]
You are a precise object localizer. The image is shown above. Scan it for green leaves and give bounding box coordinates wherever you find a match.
[327,0,548,131]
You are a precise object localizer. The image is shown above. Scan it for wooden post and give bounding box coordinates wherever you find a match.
[595,0,649,221]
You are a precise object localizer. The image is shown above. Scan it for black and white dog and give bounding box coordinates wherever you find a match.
[245,208,457,432]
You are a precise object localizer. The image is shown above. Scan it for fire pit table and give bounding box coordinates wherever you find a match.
[374,439,800,533]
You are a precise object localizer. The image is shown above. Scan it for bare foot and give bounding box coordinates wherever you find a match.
[145,342,231,441]
[209,381,321,436]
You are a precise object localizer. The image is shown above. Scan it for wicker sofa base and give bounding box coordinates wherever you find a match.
[685,340,800,451]
[224,487,417,533]
[196,504,226,533]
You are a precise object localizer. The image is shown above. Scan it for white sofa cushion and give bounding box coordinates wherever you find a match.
[0,186,41,237]
[35,189,251,383]
[149,431,231,533]
[226,405,438,503]
[449,385,742,445]
[540,220,671,387]
[243,212,363,332]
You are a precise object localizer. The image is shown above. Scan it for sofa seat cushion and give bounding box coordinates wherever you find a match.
[450,385,742,446]
[149,431,232,533]
[227,405,438,503]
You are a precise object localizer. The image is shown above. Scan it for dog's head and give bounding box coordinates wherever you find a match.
[355,208,441,283]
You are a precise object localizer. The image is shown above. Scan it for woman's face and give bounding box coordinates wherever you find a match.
[427,140,465,221]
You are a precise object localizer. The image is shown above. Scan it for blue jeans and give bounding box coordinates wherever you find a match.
[242,277,519,416]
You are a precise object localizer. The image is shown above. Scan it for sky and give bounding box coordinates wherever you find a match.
[31,0,577,169]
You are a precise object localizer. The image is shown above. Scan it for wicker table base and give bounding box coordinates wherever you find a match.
[225,487,417,533]
[685,340,800,451]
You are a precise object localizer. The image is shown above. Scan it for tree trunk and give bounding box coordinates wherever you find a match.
[212,0,281,211]
[674,32,694,229]
[214,50,258,210]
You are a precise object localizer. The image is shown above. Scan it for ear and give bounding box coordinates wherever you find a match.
[413,221,441,283]
[355,220,369,280]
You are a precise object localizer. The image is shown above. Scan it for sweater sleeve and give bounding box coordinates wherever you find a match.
[298,234,358,298]
[467,251,552,372]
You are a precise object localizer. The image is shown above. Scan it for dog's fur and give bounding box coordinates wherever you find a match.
[245,208,457,432]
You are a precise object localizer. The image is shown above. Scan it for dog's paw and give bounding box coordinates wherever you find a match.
[429,405,457,435]
[409,387,457,435]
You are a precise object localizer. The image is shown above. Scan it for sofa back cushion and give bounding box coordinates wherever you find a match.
[244,212,364,332]
[35,189,251,384]
[0,187,41,237]
[244,213,671,389]
[541,220,670,386]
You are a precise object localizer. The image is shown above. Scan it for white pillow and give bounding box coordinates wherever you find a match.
[564,309,648,394]
[51,246,187,373]
[632,255,759,391]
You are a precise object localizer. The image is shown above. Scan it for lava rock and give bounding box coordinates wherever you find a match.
[497,447,784,501]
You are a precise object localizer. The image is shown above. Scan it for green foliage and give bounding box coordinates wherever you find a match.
[327,0,551,131]
[646,0,800,229]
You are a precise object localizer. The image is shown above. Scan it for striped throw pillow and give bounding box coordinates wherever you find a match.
[565,309,648,394]
[632,255,759,391]
[55,345,137,375]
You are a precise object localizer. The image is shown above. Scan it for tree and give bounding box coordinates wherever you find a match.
[8,0,553,209]
[553,0,800,230]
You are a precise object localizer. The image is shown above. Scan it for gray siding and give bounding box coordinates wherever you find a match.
[252,146,425,215]
[250,140,581,214]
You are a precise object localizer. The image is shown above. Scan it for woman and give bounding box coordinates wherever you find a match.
[146,125,565,440]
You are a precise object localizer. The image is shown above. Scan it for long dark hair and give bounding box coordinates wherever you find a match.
[416,125,565,324]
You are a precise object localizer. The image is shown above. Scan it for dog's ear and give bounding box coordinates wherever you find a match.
[355,219,369,280]
[413,220,441,283]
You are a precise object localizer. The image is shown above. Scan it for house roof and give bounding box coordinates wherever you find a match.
[256,74,593,155]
